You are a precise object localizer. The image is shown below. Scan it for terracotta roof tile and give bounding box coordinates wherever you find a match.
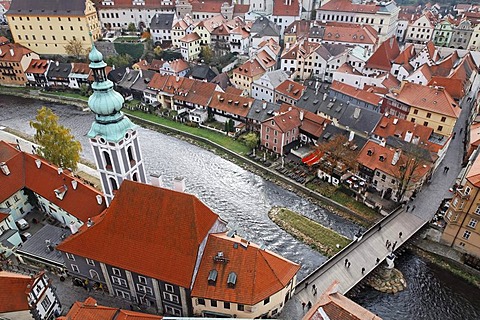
[321,23,378,45]
[0,43,33,62]
[273,0,300,16]
[331,81,382,106]
[191,233,299,305]
[388,81,460,118]
[300,111,331,138]
[233,59,266,78]
[365,37,400,70]
[275,79,305,100]
[180,32,201,42]
[320,0,380,13]
[264,107,302,133]
[466,151,480,187]
[0,271,33,313]
[25,59,49,74]
[57,180,220,288]
[71,63,90,75]
[209,92,253,117]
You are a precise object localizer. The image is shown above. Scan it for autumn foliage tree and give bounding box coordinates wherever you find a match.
[316,134,359,174]
[64,38,87,59]
[30,107,82,171]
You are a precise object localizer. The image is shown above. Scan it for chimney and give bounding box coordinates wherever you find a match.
[9,48,14,56]
[299,110,304,121]
[87,218,94,227]
[380,138,386,147]
[287,83,294,92]
[262,100,267,109]
[391,149,401,166]
[323,93,327,101]
[176,75,180,82]
[404,130,413,142]
[0,162,10,176]
[173,177,186,192]
[69,221,79,234]
[150,173,163,187]
[349,130,355,142]
[353,107,361,119]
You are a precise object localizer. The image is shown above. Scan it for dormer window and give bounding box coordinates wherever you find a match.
[379,155,385,162]
[54,185,68,200]
[208,269,217,285]
[367,149,373,156]
[227,272,237,288]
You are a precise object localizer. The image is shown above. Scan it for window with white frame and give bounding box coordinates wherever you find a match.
[115,289,130,300]
[89,269,100,280]
[468,218,478,229]
[86,258,95,266]
[165,305,181,316]
[66,253,75,261]
[475,205,480,215]
[163,292,179,303]
[112,268,121,276]
[112,276,127,287]
[137,284,153,295]
[71,264,79,273]
[138,276,147,284]
[463,230,471,240]
[165,283,174,293]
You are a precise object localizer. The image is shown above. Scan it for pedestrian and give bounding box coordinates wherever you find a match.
[411,205,416,211]
[361,267,365,275]
[312,285,317,296]
[443,166,447,174]
[460,128,463,134]
[302,302,306,310]
[347,261,351,268]
[305,281,309,288]
[376,257,380,264]
[387,242,392,250]
[446,167,450,174]
[386,239,390,247]
[406,205,410,212]
[345,258,349,266]
[453,132,456,139]
[392,241,397,251]
[378,223,382,231]
[399,231,403,239]
[307,301,312,310]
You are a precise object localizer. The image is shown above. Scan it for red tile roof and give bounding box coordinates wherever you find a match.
[233,59,266,78]
[209,92,253,117]
[93,0,174,9]
[191,0,224,13]
[428,77,464,100]
[0,43,33,62]
[180,32,201,42]
[264,107,302,133]
[393,43,416,66]
[25,59,49,74]
[176,80,216,107]
[331,81,382,106]
[388,81,460,118]
[273,0,300,16]
[365,37,400,71]
[71,63,90,75]
[58,297,163,320]
[0,271,33,313]
[191,233,300,305]
[0,141,106,223]
[275,79,305,100]
[322,23,378,46]
[225,86,243,95]
[320,0,380,13]
[357,141,431,180]
[300,111,331,138]
[466,151,480,187]
[0,212,9,221]
[57,180,220,288]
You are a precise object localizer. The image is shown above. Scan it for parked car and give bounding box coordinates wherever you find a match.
[16,218,30,231]
[20,231,32,242]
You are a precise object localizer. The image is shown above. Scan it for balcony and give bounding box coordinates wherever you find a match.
[455,187,470,200]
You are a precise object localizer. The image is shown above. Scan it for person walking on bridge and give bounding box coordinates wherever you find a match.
[361,267,365,275]
[345,258,349,267]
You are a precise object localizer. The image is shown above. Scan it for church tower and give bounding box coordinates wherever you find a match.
[87,44,147,206]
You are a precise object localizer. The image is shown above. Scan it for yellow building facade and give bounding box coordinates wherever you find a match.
[6,0,101,56]
[441,155,480,258]
[406,107,458,136]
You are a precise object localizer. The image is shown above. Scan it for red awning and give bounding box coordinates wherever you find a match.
[302,151,322,166]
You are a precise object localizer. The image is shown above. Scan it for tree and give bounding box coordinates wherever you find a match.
[127,23,137,32]
[389,149,427,202]
[316,134,359,174]
[241,132,259,150]
[200,46,213,64]
[30,107,82,171]
[64,38,86,59]
[105,53,133,68]
[153,46,163,58]
[79,83,91,97]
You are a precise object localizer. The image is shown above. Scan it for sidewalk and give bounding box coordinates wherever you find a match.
[0,127,100,179]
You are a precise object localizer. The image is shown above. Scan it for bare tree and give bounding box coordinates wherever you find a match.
[389,149,427,202]
[316,134,359,174]
[64,38,86,59]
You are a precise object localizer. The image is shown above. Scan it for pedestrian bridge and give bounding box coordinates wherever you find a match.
[283,207,429,318]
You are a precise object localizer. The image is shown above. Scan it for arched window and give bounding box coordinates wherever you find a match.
[103,151,112,171]
[89,269,100,281]
[127,146,136,165]
[110,178,118,191]
[132,172,138,182]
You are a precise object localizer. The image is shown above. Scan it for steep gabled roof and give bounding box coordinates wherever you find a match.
[330,81,382,106]
[276,79,305,100]
[273,0,300,17]
[0,271,34,313]
[25,59,49,74]
[263,108,302,133]
[233,59,266,78]
[191,233,300,305]
[0,43,33,62]
[57,180,220,288]
[209,92,253,117]
[365,37,400,71]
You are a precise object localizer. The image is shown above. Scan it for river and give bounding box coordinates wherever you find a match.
[1,95,479,319]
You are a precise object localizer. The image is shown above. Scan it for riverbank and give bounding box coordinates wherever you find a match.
[269,207,351,257]
[0,89,380,228]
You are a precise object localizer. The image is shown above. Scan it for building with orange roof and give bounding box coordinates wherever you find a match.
[330,80,382,112]
[232,59,266,96]
[391,43,416,81]
[69,62,92,89]
[261,107,302,155]
[441,150,480,258]
[158,58,190,77]
[179,32,201,61]
[208,92,253,127]
[316,0,400,41]
[383,81,460,136]
[58,297,163,320]
[316,22,379,51]
[25,59,50,87]
[193,14,228,46]
[171,15,195,48]
[303,281,382,320]
[0,42,39,86]
[0,271,61,320]
[191,232,300,318]
[271,0,301,35]
[0,140,106,236]
[275,79,305,105]
[357,140,432,202]
[364,36,400,76]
